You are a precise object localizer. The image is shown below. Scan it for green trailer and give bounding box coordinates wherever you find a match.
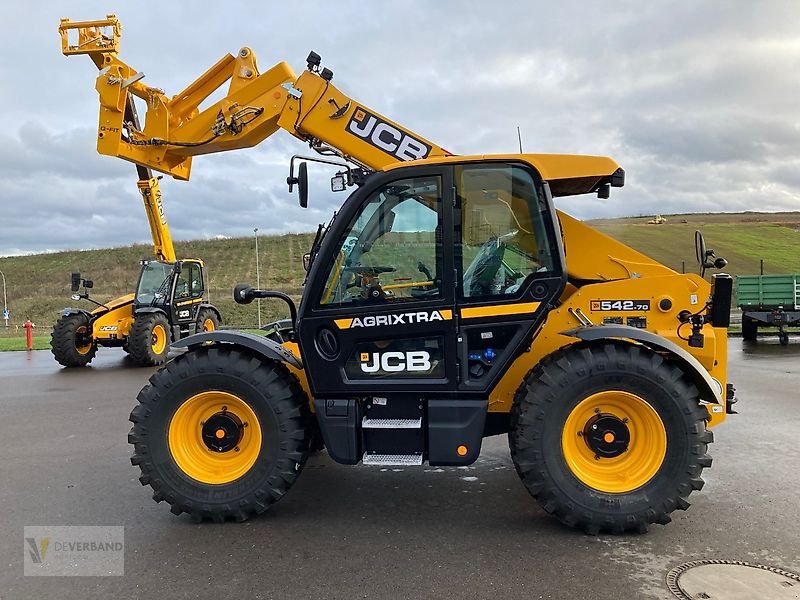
[736,274,800,345]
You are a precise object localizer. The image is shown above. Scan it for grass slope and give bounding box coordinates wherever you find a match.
[0,212,797,334]
[591,212,800,275]
[0,233,313,335]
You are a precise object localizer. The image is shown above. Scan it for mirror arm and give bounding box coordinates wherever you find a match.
[81,294,109,311]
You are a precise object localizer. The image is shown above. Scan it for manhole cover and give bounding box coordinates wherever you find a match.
[666,560,800,599]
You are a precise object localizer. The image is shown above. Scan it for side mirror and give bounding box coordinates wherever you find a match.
[287,162,309,208]
[84,279,94,289]
[302,253,311,272]
[71,272,81,292]
[695,230,727,276]
[694,230,707,268]
[597,183,610,199]
[298,162,308,208]
[233,283,256,305]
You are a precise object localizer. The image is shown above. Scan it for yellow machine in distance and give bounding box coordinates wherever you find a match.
[61,16,736,533]
[52,17,221,368]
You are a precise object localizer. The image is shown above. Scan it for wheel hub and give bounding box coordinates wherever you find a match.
[561,390,668,494]
[584,414,630,458]
[201,411,244,452]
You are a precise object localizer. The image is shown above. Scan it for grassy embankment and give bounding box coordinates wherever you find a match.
[1,212,798,349]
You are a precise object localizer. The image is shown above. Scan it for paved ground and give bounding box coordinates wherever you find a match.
[1,339,799,600]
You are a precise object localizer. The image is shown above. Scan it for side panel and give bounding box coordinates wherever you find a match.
[91,297,135,342]
[489,274,729,426]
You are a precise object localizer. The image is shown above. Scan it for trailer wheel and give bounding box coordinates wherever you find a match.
[50,313,97,367]
[128,312,170,366]
[129,347,310,522]
[510,342,712,534]
[741,315,757,342]
[779,331,789,346]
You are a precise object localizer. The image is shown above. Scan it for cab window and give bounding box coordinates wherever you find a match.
[320,176,442,306]
[175,268,192,300]
[189,263,203,296]
[456,164,554,298]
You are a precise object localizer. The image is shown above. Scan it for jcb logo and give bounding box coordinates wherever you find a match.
[359,351,431,373]
[347,107,431,161]
[155,191,167,226]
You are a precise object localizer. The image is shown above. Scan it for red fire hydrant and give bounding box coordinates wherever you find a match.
[24,319,34,351]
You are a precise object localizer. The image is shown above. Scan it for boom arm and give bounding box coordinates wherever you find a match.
[59,15,673,281]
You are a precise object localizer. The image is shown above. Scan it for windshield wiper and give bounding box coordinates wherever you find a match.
[149,273,172,306]
[303,212,337,284]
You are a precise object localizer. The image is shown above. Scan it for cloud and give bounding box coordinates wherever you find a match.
[1,0,799,254]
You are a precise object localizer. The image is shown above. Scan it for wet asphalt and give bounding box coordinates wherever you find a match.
[0,338,798,600]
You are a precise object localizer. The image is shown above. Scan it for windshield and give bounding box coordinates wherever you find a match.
[320,176,442,306]
[136,261,173,304]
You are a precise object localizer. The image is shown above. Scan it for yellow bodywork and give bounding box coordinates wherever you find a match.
[60,16,730,426]
[90,293,135,341]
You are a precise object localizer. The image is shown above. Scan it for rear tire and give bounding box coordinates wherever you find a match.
[129,347,310,522]
[128,312,170,366]
[510,343,712,534]
[196,308,219,333]
[51,313,97,367]
[741,315,757,342]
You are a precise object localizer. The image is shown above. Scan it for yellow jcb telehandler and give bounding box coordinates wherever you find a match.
[61,16,736,533]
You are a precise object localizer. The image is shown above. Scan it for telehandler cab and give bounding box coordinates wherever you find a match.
[61,16,736,533]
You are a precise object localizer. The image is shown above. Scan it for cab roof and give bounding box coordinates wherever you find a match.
[383,153,624,198]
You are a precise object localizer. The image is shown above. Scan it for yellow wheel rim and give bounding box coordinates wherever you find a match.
[168,391,262,485]
[202,318,216,332]
[151,324,167,355]
[75,325,93,356]
[561,390,667,494]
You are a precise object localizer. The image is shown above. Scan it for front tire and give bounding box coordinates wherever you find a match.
[510,343,712,534]
[128,312,170,366]
[51,313,97,367]
[129,347,310,522]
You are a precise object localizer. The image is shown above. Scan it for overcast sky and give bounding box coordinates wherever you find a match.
[1,1,798,255]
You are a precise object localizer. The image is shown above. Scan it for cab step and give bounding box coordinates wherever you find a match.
[362,417,422,429]
[362,453,423,466]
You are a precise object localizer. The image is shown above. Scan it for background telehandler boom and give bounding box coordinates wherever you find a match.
[50,16,222,368]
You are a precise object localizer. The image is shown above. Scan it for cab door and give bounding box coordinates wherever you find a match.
[171,261,204,332]
[452,161,566,394]
[298,166,457,398]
